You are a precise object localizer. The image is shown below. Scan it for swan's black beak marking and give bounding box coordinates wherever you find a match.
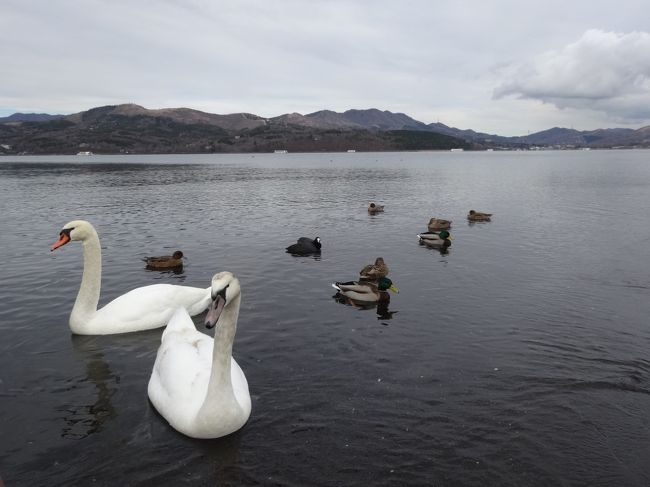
[51,228,73,251]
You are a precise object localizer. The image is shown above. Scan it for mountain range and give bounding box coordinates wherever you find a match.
[1,104,649,155]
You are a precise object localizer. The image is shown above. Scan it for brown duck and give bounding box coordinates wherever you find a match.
[143,250,184,269]
[359,257,389,280]
[467,210,492,222]
[427,218,452,231]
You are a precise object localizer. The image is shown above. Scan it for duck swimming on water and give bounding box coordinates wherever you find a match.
[417,230,452,249]
[427,218,452,231]
[143,250,184,269]
[359,257,389,280]
[286,237,322,255]
[368,202,385,214]
[50,220,211,335]
[467,210,492,222]
[332,277,399,304]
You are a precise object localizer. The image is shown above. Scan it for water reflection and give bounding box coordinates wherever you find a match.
[141,399,247,484]
[205,433,246,483]
[376,298,398,320]
[144,265,185,276]
[287,253,322,261]
[332,290,398,320]
[4,152,650,486]
[417,237,451,256]
[60,336,118,439]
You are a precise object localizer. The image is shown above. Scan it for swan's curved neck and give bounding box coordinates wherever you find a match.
[201,293,241,408]
[70,230,102,329]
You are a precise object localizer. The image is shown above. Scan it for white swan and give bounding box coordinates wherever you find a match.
[147,271,251,439]
[51,220,211,335]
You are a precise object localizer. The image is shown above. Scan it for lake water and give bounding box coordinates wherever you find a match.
[0,150,649,486]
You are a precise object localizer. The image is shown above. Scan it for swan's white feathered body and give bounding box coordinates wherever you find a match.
[51,220,211,335]
[148,272,251,439]
[82,284,211,334]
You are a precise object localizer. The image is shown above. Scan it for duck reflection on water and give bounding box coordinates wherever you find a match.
[332,288,398,320]
[144,264,185,275]
[421,241,451,256]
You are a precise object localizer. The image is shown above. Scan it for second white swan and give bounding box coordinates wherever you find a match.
[51,220,211,335]
[147,271,251,439]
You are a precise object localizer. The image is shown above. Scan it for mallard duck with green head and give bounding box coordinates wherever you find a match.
[417,230,452,248]
[332,277,399,303]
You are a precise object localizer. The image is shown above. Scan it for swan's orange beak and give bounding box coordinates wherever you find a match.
[51,232,71,251]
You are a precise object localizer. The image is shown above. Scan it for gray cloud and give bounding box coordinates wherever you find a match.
[494,30,650,122]
[2,1,650,135]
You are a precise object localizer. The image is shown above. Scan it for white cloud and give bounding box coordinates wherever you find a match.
[494,30,650,122]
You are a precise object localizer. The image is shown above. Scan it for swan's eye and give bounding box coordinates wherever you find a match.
[60,228,73,237]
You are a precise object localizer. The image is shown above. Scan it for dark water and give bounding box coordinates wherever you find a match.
[1,150,649,486]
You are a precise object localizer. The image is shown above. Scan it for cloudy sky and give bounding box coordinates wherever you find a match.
[2,0,650,135]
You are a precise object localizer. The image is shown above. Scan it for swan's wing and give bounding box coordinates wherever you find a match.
[96,284,211,331]
[162,306,198,339]
[148,322,213,413]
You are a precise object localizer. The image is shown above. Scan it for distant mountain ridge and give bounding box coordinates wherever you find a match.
[1,104,650,154]
[0,112,64,123]
[0,104,473,154]
[511,126,650,147]
[64,104,267,132]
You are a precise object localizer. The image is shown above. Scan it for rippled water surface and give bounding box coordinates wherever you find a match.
[1,151,649,486]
